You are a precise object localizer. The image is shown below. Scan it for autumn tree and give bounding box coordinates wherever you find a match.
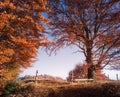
[67,63,87,81]
[47,0,120,79]
[0,0,50,86]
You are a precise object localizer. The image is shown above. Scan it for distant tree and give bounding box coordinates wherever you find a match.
[48,0,120,79]
[67,63,87,81]
[67,63,107,81]
[0,0,50,86]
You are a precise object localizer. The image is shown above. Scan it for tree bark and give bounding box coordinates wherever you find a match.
[87,65,96,79]
[86,39,94,79]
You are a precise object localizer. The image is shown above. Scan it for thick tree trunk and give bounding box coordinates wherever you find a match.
[84,31,95,79]
[87,65,96,79]
[86,41,95,79]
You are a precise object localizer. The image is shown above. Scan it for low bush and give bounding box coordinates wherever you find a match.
[2,80,21,95]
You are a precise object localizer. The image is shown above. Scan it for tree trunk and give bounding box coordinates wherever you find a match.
[86,41,95,79]
[87,65,96,79]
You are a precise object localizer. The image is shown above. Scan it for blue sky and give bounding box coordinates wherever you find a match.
[20,47,120,80]
[20,46,84,79]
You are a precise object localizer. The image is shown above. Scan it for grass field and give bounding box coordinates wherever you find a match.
[2,80,120,97]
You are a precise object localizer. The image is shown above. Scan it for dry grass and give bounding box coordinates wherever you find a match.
[3,80,120,97]
[53,81,120,97]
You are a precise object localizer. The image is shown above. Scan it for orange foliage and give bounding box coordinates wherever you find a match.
[0,0,50,83]
[95,70,108,80]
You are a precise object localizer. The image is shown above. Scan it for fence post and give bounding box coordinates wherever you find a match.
[72,70,74,84]
[35,70,38,85]
[116,74,118,80]
[108,74,109,80]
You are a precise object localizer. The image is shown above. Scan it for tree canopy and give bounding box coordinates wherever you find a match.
[47,0,120,74]
[0,0,50,83]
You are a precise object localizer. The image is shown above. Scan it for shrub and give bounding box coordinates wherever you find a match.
[2,80,21,95]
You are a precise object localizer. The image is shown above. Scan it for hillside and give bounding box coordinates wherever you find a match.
[2,80,120,97]
[19,74,65,82]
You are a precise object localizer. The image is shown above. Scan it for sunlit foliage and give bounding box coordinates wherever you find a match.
[0,0,50,85]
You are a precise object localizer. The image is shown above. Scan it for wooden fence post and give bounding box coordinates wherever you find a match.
[72,70,74,84]
[108,74,109,80]
[35,70,38,85]
[116,74,118,80]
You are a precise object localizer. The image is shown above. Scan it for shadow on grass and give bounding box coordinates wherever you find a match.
[2,81,120,97]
